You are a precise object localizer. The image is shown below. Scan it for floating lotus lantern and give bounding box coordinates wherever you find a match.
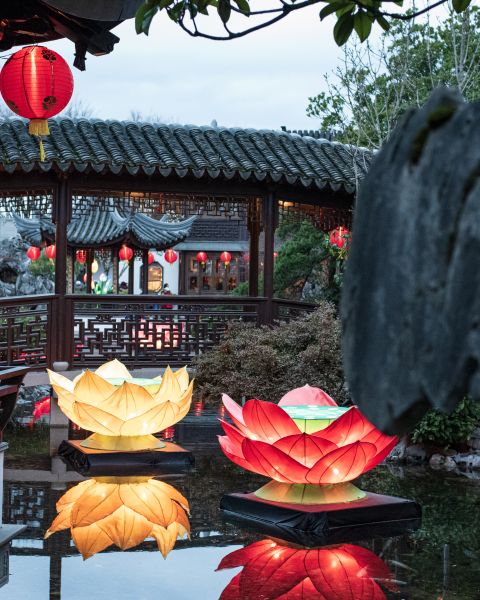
[217,539,398,599]
[218,386,397,504]
[48,359,193,451]
[45,477,190,560]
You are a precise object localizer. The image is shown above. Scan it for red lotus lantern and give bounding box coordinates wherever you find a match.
[217,539,398,599]
[27,246,41,261]
[148,251,155,265]
[196,251,208,264]
[219,386,397,504]
[329,226,350,249]
[45,244,56,260]
[119,245,134,262]
[220,251,232,265]
[0,46,74,160]
[164,249,177,264]
[76,250,87,264]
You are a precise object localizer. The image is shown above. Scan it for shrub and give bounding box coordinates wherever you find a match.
[193,302,349,406]
[411,397,480,447]
[28,253,55,278]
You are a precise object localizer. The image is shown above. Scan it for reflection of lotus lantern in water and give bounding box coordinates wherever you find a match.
[219,386,397,503]
[45,477,190,560]
[217,539,398,599]
[48,359,193,451]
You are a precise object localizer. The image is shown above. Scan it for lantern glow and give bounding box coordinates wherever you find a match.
[217,539,398,599]
[164,249,177,264]
[329,226,350,249]
[48,359,193,451]
[91,259,99,274]
[76,250,87,264]
[196,251,208,264]
[119,245,133,262]
[218,385,397,504]
[27,246,41,261]
[45,477,190,560]
[148,251,155,265]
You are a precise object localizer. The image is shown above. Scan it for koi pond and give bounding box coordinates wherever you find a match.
[0,411,479,599]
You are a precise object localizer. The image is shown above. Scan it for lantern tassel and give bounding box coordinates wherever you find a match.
[38,138,46,162]
[29,120,49,162]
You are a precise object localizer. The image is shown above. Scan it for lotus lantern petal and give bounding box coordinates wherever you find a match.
[45,477,190,559]
[48,359,193,450]
[218,386,397,503]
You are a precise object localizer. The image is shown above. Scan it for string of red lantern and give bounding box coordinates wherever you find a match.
[148,252,155,265]
[220,251,232,265]
[119,245,133,262]
[27,246,41,261]
[196,251,208,264]
[45,245,56,260]
[0,46,74,161]
[76,250,87,264]
[164,249,177,264]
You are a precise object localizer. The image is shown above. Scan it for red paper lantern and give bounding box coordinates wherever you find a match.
[148,251,155,265]
[220,251,232,265]
[196,251,208,264]
[0,46,74,160]
[27,246,41,261]
[45,244,56,260]
[218,385,397,504]
[164,249,177,264]
[329,226,350,249]
[243,254,250,263]
[119,245,133,262]
[76,250,87,264]
[218,539,398,599]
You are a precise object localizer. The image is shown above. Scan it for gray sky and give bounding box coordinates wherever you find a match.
[47,5,342,131]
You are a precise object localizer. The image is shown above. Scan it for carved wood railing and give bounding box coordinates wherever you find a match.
[0,295,56,368]
[67,294,267,368]
[272,298,317,322]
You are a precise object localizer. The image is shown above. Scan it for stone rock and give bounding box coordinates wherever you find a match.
[386,438,408,462]
[342,88,480,434]
[429,453,445,469]
[454,453,480,471]
[405,444,427,463]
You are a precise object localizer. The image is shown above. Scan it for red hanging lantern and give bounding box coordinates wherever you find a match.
[196,251,208,264]
[164,249,177,264]
[243,253,250,263]
[329,226,350,249]
[220,251,232,265]
[148,251,155,265]
[0,46,74,161]
[76,250,87,264]
[27,246,41,261]
[45,244,56,260]
[119,245,133,262]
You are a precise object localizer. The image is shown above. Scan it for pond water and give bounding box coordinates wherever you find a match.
[1,411,479,599]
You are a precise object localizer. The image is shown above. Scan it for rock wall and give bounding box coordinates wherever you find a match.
[342,88,480,434]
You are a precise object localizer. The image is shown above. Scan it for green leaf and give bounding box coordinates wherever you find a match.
[218,0,232,22]
[452,0,472,12]
[354,10,372,42]
[375,13,390,31]
[233,0,250,15]
[135,3,159,35]
[319,0,350,20]
[333,13,354,46]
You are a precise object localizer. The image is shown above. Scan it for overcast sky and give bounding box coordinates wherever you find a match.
[47,5,343,131]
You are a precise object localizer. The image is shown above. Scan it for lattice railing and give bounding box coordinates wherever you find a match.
[0,295,55,367]
[272,298,317,322]
[68,295,266,367]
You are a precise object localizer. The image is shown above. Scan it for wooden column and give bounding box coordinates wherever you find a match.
[141,249,149,294]
[248,198,261,297]
[263,190,277,324]
[86,249,93,294]
[128,255,135,294]
[52,178,72,365]
[112,250,119,293]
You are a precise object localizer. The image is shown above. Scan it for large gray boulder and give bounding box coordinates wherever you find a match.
[342,88,480,434]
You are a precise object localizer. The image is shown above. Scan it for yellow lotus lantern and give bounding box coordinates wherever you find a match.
[48,359,193,451]
[45,477,190,559]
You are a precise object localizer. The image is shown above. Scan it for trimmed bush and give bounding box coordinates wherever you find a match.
[193,302,349,406]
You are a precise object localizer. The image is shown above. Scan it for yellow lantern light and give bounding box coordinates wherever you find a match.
[48,359,193,451]
[45,477,190,560]
[91,259,99,274]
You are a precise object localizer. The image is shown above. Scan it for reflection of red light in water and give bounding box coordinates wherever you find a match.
[160,427,175,440]
[217,539,398,599]
[194,401,205,416]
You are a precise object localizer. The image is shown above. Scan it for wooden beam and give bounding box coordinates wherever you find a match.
[263,191,278,324]
[248,198,261,297]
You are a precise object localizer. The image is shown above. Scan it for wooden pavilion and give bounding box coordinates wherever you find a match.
[0,117,371,369]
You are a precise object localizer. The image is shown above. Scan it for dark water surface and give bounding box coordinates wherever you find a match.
[1,412,479,599]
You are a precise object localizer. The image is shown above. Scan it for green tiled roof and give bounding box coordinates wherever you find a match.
[0,118,372,193]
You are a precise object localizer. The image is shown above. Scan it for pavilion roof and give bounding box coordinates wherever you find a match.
[12,204,196,249]
[0,118,372,193]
